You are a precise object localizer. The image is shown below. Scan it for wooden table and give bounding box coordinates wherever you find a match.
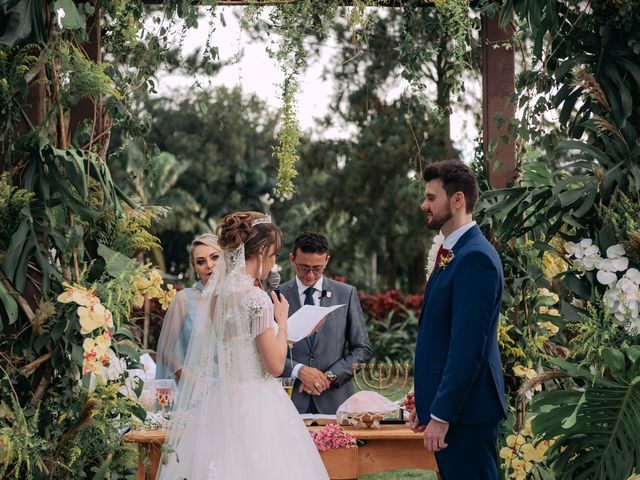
[125,424,439,479]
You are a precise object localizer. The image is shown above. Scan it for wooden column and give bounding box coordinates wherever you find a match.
[69,0,103,146]
[481,14,516,189]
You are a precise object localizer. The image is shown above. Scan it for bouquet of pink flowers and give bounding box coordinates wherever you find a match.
[309,423,357,451]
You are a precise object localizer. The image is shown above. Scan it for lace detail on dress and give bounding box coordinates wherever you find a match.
[245,288,277,338]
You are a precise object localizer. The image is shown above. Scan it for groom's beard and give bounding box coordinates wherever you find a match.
[426,206,453,230]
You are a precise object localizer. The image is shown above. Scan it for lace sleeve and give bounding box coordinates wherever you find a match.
[244,289,277,339]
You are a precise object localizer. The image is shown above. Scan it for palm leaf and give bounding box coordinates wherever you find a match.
[530,350,640,480]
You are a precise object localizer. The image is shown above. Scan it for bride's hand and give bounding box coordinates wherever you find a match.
[272,291,289,328]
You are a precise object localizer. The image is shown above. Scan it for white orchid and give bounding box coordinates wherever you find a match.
[566,238,602,272]
[603,268,640,333]
[596,244,629,286]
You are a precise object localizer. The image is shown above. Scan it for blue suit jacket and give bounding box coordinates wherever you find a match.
[414,225,507,425]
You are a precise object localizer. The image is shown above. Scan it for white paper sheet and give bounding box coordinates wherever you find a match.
[286,304,345,342]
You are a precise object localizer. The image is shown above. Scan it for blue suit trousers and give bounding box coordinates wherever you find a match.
[434,421,499,480]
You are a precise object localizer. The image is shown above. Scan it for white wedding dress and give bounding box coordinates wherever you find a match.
[157,245,329,480]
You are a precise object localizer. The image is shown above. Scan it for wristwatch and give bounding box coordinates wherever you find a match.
[324,370,337,383]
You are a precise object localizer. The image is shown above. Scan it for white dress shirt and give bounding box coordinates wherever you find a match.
[441,221,476,250]
[430,221,476,425]
[291,276,324,379]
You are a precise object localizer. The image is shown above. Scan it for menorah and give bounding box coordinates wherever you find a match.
[352,362,411,423]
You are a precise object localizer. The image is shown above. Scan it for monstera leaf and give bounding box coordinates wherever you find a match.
[0,0,45,47]
[530,348,640,480]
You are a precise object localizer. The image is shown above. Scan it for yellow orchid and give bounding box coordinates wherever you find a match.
[133,274,152,292]
[521,443,546,463]
[132,293,145,309]
[513,365,537,379]
[146,285,163,299]
[541,250,568,280]
[78,303,113,335]
[506,434,526,449]
[510,458,534,480]
[521,418,533,437]
[82,356,103,376]
[159,284,177,310]
[149,269,163,288]
[537,287,560,304]
[537,321,560,335]
[500,446,516,461]
[83,332,112,366]
[57,283,96,307]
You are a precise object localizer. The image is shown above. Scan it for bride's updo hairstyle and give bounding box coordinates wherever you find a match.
[217,211,282,259]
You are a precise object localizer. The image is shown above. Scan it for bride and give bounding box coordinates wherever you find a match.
[157,212,329,480]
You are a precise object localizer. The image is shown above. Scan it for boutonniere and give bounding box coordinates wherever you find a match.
[438,249,455,270]
[321,290,332,299]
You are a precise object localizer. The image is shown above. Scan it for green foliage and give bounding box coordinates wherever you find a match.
[601,192,640,263]
[273,76,301,197]
[0,44,40,140]
[118,86,280,273]
[55,41,120,107]
[366,309,418,365]
[0,174,34,249]
[0,396,49,479]
[531,348,640,480]
[99,205,164,258]
[432,0,471,70]
[122,141,202,239]
[567,300,636,367]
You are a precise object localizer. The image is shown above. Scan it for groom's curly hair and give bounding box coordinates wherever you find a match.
[422,159,479,213]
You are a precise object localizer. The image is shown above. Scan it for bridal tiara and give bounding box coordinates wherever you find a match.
[251,215,272,227]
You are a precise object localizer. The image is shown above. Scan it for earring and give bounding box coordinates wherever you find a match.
[258,257,263,279]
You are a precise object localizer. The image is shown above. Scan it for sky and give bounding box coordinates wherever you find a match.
[155,6,480,161]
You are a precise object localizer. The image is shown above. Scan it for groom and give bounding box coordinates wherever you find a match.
[410,160,507,479]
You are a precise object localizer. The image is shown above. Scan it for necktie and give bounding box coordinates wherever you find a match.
[304,287,317,347]
[304,286,316,306]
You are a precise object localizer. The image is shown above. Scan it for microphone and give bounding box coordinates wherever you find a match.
[267,270,281,300]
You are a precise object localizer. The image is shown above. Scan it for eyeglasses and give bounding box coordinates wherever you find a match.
[294,263,326,275]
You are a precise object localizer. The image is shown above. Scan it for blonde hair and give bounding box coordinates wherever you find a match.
[189,233,221,268]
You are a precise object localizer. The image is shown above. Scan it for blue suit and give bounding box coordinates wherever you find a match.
[415,225,507,479]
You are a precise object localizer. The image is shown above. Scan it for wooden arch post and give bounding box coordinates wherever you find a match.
[481,14,516,189]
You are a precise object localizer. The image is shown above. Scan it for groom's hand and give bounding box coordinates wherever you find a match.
[423,418,449,452]
[409,409,426,433]
[298,366,331,395]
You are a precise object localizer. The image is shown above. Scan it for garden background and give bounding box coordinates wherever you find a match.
[1,0,640,479]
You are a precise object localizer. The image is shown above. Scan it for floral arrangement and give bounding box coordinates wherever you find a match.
[565,239,639,332]
[358,289,422,320]
[309,423,357,451]
[499,418,555,480]
[57,267,176,381]
[133,267,177,310]
[58,283,115,377]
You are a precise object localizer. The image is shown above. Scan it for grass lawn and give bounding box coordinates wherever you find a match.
[360,469,437,479]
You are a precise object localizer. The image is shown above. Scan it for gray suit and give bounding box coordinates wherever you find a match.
[281,276,372,414]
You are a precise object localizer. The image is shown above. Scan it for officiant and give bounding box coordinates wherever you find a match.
[280,232,372,414]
